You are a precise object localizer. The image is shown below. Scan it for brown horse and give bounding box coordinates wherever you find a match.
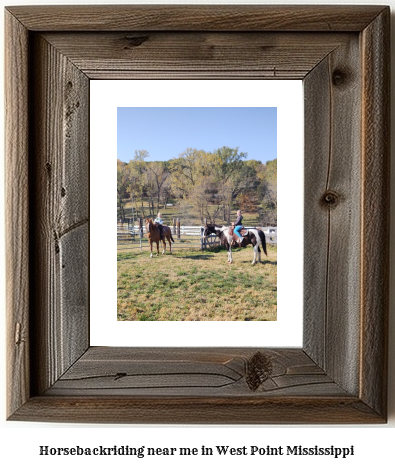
[145,219,174,257]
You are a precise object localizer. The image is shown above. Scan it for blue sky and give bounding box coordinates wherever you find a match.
[117,107,276,164]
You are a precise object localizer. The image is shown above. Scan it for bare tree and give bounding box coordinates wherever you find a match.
[146,161,170,213]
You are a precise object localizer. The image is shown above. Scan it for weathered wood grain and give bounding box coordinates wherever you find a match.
[5,5,386,32]
[59,225,89,368]
[29,35,90,395]
[303,56,332,370]
[325,39,362,394]
[46,348,344,397]
[42,32,350,80]
[9,395,384,425]
[5,10,30,418]
[5,5,389,424]
[360,9,390,418]
[304,36,362,395]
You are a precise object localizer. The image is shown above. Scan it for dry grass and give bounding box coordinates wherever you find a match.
[122,198,263,226]
[117,244,277,321]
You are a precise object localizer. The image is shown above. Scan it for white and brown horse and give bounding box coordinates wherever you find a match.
[145,218,174,257]
[203,224,267,264]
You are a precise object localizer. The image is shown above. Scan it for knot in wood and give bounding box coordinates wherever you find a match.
[332,68,348,87]
[321,190,340,208]
[246,351,273,391]
[123,35,149,49]
[114,372,127,381]
[15,322,22,345]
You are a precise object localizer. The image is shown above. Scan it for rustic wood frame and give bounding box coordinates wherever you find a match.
[5,5,389,424]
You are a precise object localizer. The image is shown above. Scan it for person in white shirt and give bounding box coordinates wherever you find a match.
[154,213,164,240]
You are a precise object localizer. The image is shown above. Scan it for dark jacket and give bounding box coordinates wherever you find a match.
[234,215,243,226]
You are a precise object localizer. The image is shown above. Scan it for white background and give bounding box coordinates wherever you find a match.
[90,79,303,347]
[1,1,394,469]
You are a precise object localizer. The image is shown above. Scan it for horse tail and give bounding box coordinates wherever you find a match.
[165,226,174,242]
[258,230,267,256]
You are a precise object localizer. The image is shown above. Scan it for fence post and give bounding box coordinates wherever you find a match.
[176,218,180,239]
[138,217,144,237]
[173,218,176,236]
[201,226,204,250]
[127,218,132,241]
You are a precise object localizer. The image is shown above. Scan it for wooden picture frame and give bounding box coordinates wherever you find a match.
[5,5,389,424]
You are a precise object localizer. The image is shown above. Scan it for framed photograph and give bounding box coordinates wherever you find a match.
[114,101,279,323]
[90,79,303,348]
[5,5,389,423]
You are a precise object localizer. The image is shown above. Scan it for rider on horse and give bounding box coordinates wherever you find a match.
[233,210,244,245]
[154,212,164,240]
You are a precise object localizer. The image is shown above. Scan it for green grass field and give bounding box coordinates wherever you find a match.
[117,245,277,321]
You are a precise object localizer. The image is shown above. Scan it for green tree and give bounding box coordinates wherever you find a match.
[117,159,130,221]
[208,146,249,223]
[256,159,277,226]
[169,148,205,198]
[209,146,247,184]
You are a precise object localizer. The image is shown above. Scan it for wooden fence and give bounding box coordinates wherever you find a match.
[117,219,277,252]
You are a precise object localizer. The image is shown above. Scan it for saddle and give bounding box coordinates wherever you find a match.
[154,222,167,239]
[229,226,248,246]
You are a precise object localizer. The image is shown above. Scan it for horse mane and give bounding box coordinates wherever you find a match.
[206,223,226,230]
[146,218,158,230]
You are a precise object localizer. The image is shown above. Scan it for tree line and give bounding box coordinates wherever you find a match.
[117,146,277,226]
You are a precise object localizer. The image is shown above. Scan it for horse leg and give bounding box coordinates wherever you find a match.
[255,232,264,263]
[168,234,172,254]
[162,239,166,255]
[224,241,230,263]
[252,244,259,265]
[228,244,233,263]
[156,241,159,256]
[149,239,153,258]
[258,246,262,263]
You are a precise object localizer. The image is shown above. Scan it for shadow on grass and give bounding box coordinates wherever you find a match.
[263,260,277,266]
[117,252,138,261]
[175,254,215,260]
[238,260,277,266]
[118,251,218,261]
